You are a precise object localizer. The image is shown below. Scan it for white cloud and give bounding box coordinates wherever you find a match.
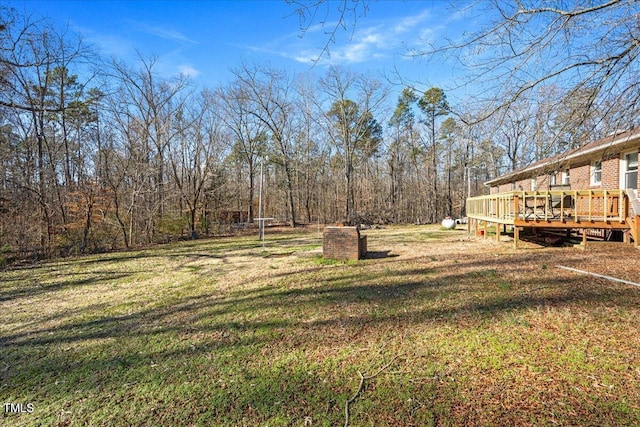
[178,64,201,78]
[91,33,135,58]
[293,51,320,64]
[286,8,437,65]
[132,21,199,45]
[394,9,431,34]
[242,7,452,68]
[71,22,137,61]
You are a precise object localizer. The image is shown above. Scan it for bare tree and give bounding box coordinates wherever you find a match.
[294,76,326,223]
[388,88,429,222]
[440,117,459,217]
[231,63,299,227]
[0,8,98,255]
[418,87,449,222]
[286,0,371,63]
[319,67,386,224]
[168,92,219,238]
[419,1,640,129]
[215,81,267,223]
[497,99,536,172]
[106,55,190,242]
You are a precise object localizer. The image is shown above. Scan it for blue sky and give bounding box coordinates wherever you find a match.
[8,1,475,100]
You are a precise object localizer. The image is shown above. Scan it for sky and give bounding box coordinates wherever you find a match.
[6,0,476,101]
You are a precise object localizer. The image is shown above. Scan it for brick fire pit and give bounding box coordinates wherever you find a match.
[322,226,367,260]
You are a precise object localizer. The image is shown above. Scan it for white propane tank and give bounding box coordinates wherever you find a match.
[441,216,455,229]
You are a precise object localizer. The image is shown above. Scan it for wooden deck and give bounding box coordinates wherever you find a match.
[466,190,640,248]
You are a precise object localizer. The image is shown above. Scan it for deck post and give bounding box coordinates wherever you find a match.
[467,189,635,250]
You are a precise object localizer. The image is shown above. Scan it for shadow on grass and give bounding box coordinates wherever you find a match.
[363,250,398,259]
[1,324,439,425]
[2,247,640,425]
[0,272,131,303]
[3,252,637,349]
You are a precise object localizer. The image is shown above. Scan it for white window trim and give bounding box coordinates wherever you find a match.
[561,169,570,185]
[620,150,638,189]
[549,173,557,186]
[591,160,602,186]
[530,178,538,191]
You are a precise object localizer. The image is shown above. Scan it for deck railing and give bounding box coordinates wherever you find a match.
[466,189,631,224]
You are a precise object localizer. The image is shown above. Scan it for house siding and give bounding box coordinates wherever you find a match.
[602,154,620,190]
[474,133,640,249]
[484,130,640,193]
[572,163,590,189]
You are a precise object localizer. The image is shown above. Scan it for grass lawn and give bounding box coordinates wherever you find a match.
[1,225,640,426]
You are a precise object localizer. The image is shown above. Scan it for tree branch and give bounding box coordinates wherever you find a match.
[343,355,400,427]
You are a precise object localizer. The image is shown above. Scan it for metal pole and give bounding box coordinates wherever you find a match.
[258,157,264,241]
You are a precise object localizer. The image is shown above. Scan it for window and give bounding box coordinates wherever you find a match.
[530,178,538,191]
[549,173,557,186]
[562,169,570,185]
[591,160,602,186]
[624,152,638,189]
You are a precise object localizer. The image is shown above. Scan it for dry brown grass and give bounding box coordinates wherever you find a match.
[1,225,639,426]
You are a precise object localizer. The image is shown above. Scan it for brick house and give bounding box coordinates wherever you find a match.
[466,129,640,248]
[486,129,639,195]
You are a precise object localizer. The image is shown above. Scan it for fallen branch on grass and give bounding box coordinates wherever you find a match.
[343,355,400,427]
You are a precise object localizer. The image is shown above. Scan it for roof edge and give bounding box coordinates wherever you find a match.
[484,128,640,187]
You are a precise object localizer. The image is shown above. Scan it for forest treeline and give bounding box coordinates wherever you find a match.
[0,7,634,260]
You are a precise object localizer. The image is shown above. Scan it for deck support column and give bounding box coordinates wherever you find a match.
[467,189,635,250]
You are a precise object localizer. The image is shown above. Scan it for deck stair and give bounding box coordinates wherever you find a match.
[627,189,640,216]
[626,189,639,246]
[628,218,639,246]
